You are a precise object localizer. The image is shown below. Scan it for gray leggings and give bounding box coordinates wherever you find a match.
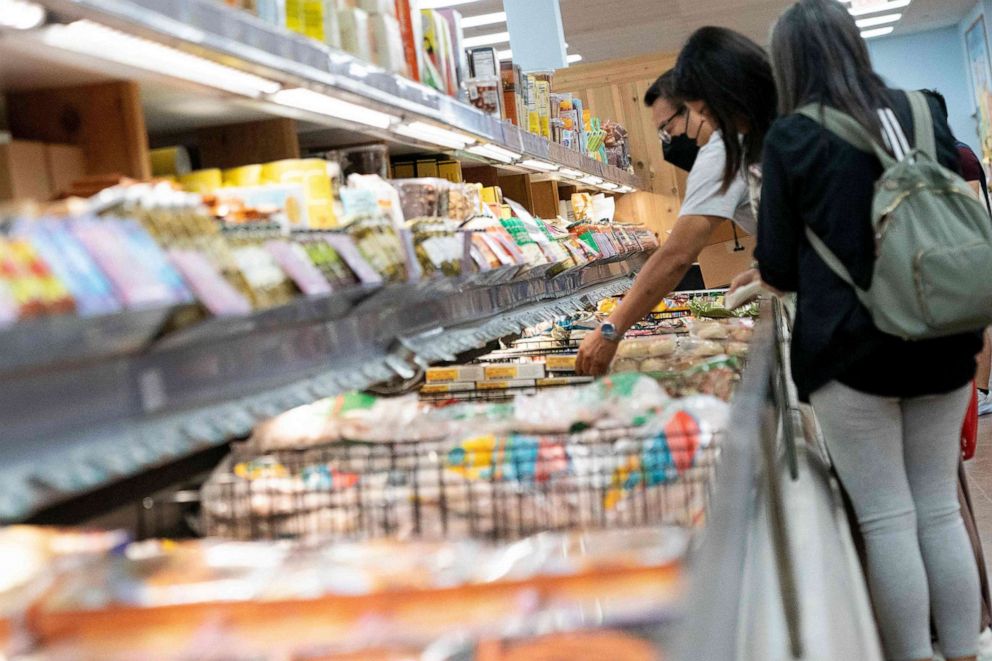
[811,381,978,660]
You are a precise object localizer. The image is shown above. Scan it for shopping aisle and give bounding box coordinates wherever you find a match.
[967,421,992,579]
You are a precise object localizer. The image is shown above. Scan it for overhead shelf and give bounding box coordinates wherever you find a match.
[0,253,647,522]
[5,0,642,191]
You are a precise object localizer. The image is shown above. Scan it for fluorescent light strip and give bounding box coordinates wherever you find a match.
[520,159,559,172]
[861,26,895,38]
[462,31,510,48]
[394,121,476,149]
[581,176,603,185]
[42,21,281,97]
[0,0,45,29]
[567,54,583,64]
[461,11,506,29]
[600,182,620,191]
[848,0,910,16]
[559,168,585,178]
[418,0,481,9]
[270,88,397,129]
[856,12,901,27]
[466,144,520,163]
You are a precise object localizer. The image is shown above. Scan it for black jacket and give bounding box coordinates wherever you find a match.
[756,89,982,401]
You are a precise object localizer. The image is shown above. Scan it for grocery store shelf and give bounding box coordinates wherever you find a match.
[5,0,641,190]
[0,253,647,523]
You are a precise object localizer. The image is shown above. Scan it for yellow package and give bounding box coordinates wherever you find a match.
[179,169,223,194]
[262,159,337,228]
[223,164,264,188]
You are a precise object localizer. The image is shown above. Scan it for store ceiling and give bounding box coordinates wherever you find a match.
[456,0,977,64]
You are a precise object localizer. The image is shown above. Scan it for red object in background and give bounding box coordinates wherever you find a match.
[395,0,420,82]
[963,380,979,461]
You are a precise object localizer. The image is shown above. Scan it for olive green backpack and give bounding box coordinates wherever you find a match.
[795,91,992,340]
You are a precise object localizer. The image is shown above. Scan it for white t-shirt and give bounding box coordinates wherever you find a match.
[679,131,757,235]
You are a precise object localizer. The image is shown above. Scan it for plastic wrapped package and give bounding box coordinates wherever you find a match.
[342,216,409,282]
[390,178,450,220]
[616,336,677,360]
[338,7,372,62]
[407,218,465,277]
[370,14,406,74]
[248,392,450,452]
[331,145,390,179]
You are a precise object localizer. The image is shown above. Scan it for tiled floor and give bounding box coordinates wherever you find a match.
[966,419,992,578]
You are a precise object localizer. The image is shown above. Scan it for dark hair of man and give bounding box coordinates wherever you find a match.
[673,27,777,191]
[770,0,888,145]
[644,70,680,108]
[920,89,950,121]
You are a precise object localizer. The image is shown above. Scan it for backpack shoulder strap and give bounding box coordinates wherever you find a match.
[796,104,897,169]
[906,91,937,159]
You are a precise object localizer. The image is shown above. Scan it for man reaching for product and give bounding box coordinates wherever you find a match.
[576,70,756,376]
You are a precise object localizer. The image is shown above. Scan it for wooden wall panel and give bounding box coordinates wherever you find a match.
[197,118,300,170]
[554,52,683,237]
[7,81,150,179]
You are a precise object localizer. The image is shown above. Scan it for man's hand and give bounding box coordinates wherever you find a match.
[729,268,760,294]
[576,328,620,377]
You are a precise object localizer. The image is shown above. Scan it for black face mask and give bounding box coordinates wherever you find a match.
[663,134,701,172]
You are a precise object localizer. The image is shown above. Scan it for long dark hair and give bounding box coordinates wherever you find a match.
[771,0,888,143]
[673,27,777,191]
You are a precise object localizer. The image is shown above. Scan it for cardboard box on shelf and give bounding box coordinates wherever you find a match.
[416,159,440,178]
[437,160,462,183]
[45,144,87,197]
[0,140,87,201]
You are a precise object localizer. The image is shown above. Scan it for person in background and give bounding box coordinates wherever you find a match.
[760,1,981,659]
[575,42,776,376]
[921,89,992,416]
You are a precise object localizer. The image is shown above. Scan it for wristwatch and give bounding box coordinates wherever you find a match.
[600,321,620,342]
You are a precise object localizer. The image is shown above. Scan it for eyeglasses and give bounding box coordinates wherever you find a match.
[657,107,687,145]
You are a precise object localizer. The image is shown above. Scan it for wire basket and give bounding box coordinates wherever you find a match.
[200,425,722,542]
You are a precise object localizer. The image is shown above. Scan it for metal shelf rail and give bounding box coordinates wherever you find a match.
[0,253,646,524]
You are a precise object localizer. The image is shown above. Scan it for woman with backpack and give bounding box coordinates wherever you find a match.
[757,1,989,659]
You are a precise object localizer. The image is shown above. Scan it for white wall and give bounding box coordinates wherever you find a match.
[868,26,979,151]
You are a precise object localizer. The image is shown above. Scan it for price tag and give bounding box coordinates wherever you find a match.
[421,384,453,394]
[477,381,509,391]
[545,355,577,371]
[484,365,519,380]
[426,368,460,383]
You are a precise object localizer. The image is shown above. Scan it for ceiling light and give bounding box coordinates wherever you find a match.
[42,21,282,97]
[856,12,901,27]
[418,0,481,9]
[394,121,476,149]
[559,168,584,178]
[497,49,513,61]
[847,0,910,16]
[0,0,45,30]
[462,31,510,48]
[466,144,520,163]
[567,54,583,64]
[861,26,895,38]
[520,159,559,172]
[581,176,603,185]
[270,88,397,129]
[461,11,506,29]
